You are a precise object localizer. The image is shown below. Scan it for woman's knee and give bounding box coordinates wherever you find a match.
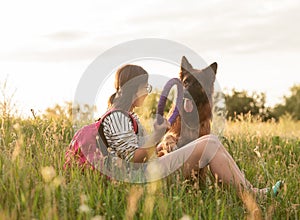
[198,134,220,143]
[194,135,221,151]
[194,135,222,168]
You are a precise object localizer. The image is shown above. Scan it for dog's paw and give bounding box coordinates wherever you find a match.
[156,133,178,155]
[157,149,168,157]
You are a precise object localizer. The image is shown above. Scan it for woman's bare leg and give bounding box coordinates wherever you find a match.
[178,135,265,194]
[154,134,267,194]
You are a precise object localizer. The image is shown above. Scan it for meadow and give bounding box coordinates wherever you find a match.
[0,108,299,219]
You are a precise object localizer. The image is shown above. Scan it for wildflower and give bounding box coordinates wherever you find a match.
[180,215,192,220]
[13,123,20,130]
[91,215,105,220]
[253,146,261,158]
[78,204,91,213]
[41,166,56,183]
[51,176,64,188]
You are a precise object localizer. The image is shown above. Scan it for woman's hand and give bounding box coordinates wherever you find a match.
[153,116,170,140]
[133,116,170,163]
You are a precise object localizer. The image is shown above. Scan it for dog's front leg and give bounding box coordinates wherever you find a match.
[156,132,179,157]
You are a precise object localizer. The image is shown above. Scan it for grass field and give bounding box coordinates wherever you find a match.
[0,111,299,219]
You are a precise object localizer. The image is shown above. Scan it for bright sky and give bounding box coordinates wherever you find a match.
[1,0,300,117]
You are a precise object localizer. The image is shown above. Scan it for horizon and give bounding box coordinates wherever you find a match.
[1,0,300,117]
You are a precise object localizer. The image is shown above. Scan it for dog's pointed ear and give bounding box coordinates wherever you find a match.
[181,56,193,72]
[209,62,218,75]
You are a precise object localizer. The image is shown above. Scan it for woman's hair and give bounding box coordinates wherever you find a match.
[108,64,148,110]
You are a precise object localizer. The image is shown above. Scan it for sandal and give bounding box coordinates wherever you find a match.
[269,180,284,196]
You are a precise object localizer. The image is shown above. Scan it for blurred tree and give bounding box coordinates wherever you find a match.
[273,84,300,120]
[134,88,174,132]
[42,102,97,124]
[135,88,174,120]
[43,102,73,120]
[224,89,273,121]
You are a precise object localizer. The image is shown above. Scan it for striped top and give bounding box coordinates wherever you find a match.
[102,111,145,162]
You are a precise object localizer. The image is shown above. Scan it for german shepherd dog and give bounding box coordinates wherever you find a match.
[157,56,217,181]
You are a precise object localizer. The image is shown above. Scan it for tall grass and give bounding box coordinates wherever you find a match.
[0,109,299,219]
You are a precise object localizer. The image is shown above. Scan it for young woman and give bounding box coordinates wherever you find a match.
[100,64,281,195]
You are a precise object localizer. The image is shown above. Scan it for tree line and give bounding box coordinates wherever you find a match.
[38,84,300,123]
[41,84,300,123]
[2,80,298,122]
[224,84,300,121]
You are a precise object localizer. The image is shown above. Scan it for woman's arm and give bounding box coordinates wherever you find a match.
[102,111,140,161]
[102,111,169,163]
[132,118,170,163]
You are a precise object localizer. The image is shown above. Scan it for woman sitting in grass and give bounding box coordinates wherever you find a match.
[96,64,282,196]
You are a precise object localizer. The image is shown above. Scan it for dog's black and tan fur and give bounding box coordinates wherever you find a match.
[158,56,218,181]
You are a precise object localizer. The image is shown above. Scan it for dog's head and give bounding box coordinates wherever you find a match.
[179,56,217,113]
